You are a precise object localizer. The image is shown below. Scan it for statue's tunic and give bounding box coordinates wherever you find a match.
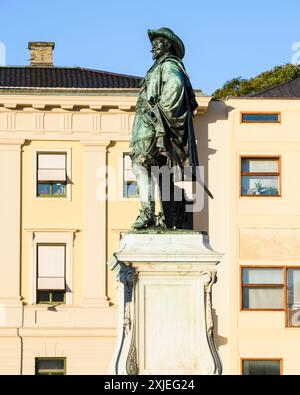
[130,53,198,169]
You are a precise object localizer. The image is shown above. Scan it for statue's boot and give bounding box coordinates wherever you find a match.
[132,202,155,229]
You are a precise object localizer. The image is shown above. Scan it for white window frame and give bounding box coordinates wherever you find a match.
[27,230,75,305]
[119,149,139,201]
[118,149,166,203]
[33,148,72,200]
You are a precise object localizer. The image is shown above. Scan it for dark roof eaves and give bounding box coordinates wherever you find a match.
[77,67,143,80]
[226,95,300,100]
[0,87,140,96]
[0,65,143,80]
[244,76,300,97]
[0,66,142,89]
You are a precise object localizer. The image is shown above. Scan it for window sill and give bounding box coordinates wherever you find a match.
[29,304,68,310]
[240,309,284,312]
[36,195,67,198]
[33,196,71,202]
[239,195,282,198]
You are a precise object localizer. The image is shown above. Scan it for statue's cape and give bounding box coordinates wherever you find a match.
[131,54,199,173]
[156,55,199,170]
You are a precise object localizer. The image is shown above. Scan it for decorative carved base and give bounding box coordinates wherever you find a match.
[108,231,223,375]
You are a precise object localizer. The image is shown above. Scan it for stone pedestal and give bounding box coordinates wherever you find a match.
[108,230,223,375]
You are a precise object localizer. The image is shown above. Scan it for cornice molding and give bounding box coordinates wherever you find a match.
[80,140,111,151]
[25,228,80,233]
[0,139,25,149]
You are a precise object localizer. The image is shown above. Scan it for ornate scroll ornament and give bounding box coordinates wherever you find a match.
[126,344,138,375]
[115,264,139,375]
[203,269,222,375]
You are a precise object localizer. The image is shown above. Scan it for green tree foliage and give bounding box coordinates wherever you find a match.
[213,64,300,99]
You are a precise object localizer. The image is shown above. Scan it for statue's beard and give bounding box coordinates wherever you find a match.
[152,50,169,61]
[152,51,160,60]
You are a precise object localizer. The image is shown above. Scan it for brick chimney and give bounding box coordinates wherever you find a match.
[28,42,55,67]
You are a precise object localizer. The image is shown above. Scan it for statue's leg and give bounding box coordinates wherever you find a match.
[168,173,185,229]
[131,162,155,229]
[159,171,184,229]
[132,163,152,203]
[155,156,184,229]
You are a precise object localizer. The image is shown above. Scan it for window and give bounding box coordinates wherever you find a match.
[35,358,66,375]
[37,152,67,197]
[36,290,65,304]
[287,268,300,327]
[241,267,284,310]
[36,244,66,304]
[123,153,138,198]
[241,266,300,327]
[241,157,280,196]
[242,359,281,375]
[241,113,280,123]
[28,230,74,305]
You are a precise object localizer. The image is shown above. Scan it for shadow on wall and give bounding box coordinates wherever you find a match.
[212,307,228,350]
[193,99,229,233]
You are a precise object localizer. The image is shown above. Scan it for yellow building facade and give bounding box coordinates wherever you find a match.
[0,42,299,375]
[200,95,300,375]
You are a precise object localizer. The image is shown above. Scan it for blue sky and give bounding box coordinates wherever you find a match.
[1,0,300,94]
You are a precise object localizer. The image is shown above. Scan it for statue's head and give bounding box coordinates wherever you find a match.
[148,27,185,60]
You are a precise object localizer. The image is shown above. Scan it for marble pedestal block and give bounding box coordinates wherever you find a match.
[108,230,223,375]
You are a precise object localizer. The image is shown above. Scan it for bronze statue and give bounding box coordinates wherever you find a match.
[130,28,199,230]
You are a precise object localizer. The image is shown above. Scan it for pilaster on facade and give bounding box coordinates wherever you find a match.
[81,140,111,307]
[0,139,25,327]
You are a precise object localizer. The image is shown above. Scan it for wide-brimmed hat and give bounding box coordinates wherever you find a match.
[148,27,185,59]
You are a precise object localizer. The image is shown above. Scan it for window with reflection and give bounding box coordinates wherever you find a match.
[241,266,300,327]
[242,267,284,310]
[36,244,66,304]
[242,359,281,375]
[241,157,280,196]
[37,152,67,197]
[287,268,300,327]
[123,153,139,198]
[241,113,280,123]
[35,358,66,375]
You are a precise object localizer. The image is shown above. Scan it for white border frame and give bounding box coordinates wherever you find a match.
[33,148,72,201]
[118,148,139,202]
[117,148,163,203]
[27,230,75,305]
